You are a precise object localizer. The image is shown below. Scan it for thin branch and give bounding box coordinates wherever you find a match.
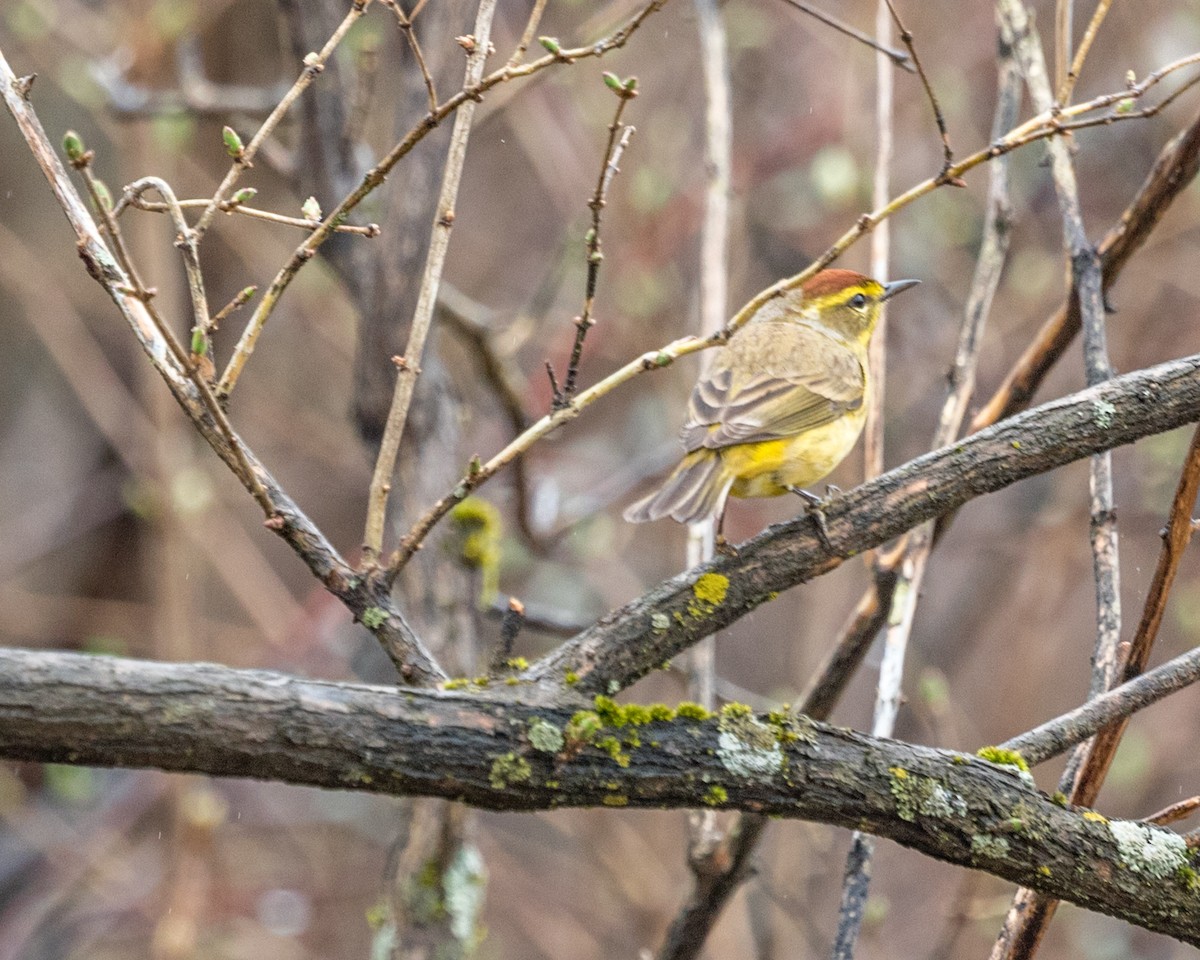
[215,0,674,401]
[436,290,542,545]
[1144,796,1200,829]
[1059,0,1113,106]
[991,2,1120,954]
[831,0,899,950]
[552,89,638,408]
[676,0,732,938]
[123,178,212,353]
[119,177,274,516]
[4,648,1200,944]
[125,196,382,236]
[361,0,499,564]
[1054,0,1072,98]
[883,0,956,176]
[862,0,894,485]
[777,0,914,73]
[507,0,551,68]
[1001,641,1200,766]
[382,0,438,115]
[191,0,372,241]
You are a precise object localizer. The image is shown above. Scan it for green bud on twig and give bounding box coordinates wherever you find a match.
[62,130,86,164]
[190,328,208,357]
[230,188,257,206]
[538,36,561,55]
[222,126,244,160]
[301,196,322,221]
[603,72,623,94]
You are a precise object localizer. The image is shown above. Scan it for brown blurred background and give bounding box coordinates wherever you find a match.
[2,0,1200,957]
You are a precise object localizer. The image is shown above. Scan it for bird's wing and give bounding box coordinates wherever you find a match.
[680,326,864,451]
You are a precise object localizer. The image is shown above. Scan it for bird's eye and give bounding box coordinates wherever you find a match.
[849,293,868,309]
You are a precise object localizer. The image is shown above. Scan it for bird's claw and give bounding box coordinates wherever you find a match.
[787,485,835,552]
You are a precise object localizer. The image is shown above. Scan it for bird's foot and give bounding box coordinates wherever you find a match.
[715,533,740,558]
[787,485,835,552]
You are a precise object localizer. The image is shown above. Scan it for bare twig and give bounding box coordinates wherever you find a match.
[1001,641,1200,766]
[676,0,731,938]
[191,0,372,241]
[123,177,212,346]
[831,2,899,950]
[215,0,674,401]
[382,0,438,115]
[361,0,499,564]
[883,0,956,176]
[990,2,1120,955]
[861,0,894,486]
[1054,0,1072,97]
[1059,0,1113,105]
[777,0,914,72]
[124,195,381,236]
[507,0,551,68]
[1144,796,1200,828]
[210,285,257,332]
[552,86,638,408]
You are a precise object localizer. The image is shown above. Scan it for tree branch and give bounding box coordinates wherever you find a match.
[1,647,1198,944]
[523,352,1200,695]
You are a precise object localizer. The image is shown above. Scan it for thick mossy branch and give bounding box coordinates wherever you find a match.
[527,353,1200,694]
[0,648,1196,943]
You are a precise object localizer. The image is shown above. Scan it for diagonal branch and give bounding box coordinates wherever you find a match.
[521,352,1200,696]
[361,0,498,564]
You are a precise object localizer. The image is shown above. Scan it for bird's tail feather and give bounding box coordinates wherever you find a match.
[624,451,733,525]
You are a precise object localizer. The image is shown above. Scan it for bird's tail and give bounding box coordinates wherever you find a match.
[623,450,734,525]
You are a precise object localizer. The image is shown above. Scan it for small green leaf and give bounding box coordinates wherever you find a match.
[538,36,561,55]
[230,187,257,205]
[603,72,623,93]
[222,125,244,159]
[62,129,85,163]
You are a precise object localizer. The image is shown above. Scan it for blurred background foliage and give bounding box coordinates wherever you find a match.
[2,0,1200,957]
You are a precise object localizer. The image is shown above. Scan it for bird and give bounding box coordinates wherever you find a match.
[624,268,919,540]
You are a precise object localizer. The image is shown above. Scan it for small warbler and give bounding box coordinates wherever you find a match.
[624,268,918,529]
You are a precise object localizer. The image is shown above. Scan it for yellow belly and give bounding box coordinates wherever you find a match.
[722,411,866,499]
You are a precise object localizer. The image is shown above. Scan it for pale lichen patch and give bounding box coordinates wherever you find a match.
[444,844,487,945]
[717,713,784,779]
[1108,819,1189,879]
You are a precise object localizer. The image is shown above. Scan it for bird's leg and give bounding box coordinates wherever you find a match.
[714,503,739,557]
[787,485,834,552]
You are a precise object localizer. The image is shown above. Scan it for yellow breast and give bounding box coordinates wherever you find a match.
[723,405,868,499]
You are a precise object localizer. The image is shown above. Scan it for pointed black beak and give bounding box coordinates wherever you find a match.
[882,278,920,301]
